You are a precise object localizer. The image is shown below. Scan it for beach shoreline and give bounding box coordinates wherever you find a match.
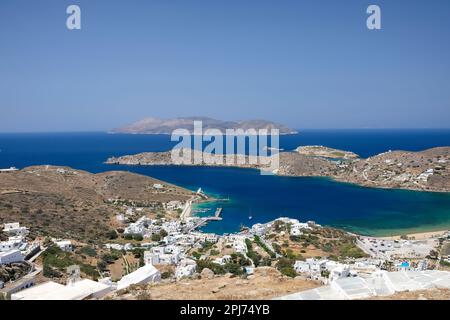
[377,229,448,240]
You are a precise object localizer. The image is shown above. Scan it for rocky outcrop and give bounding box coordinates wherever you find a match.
[106,147,450,192]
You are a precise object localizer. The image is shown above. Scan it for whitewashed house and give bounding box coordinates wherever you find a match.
[0,250,24,265]
[294,258,351,282]
[205,233,218,243]
[0,237,26,252]
[175,264,196,280]
[329,265,350,282]
[54,240,73,252]
[250,223,266,236]
[3,222,29,237]
[213,255,232,266]
[175,259,197,280]
[144,245,182,265]
[165,201,183,211]
[11,279,113,300]
[117,264,161,290]
[104,243,125,251]
[294,260,311,273]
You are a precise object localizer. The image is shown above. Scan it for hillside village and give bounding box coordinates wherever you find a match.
[2,187,450,299]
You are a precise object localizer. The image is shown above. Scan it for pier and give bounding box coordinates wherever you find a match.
[186,207,223,232]
[204,207,223,221]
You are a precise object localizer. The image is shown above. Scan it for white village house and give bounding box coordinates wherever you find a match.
[117,264,161,290]
[3,222,29,237]
[0,250,24,265]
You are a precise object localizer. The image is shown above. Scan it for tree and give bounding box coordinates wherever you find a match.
[106,230,118,240]
[276,258,296,278]
[224,263,244,276]
[124,234,133,240]
[97,261,108,272]
[159,229,168,238]
[151,233,161,242]
[43,264,62,278]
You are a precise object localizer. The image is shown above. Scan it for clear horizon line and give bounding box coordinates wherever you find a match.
[1,127,450,134]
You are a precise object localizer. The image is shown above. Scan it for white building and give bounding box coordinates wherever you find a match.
[0,250,24,265]
[54,240,73,252]
[161,221,182,234]
[245,266,254,275]
[175,259,197,280]
[165,201,184,211]
[3,222,29,237]
[250,223,266,236]
[224,235,248,254]
[117,264,161,290]
[0,237,26,252]
[205,233,218,243]
[11,279,113,300]
[290,228,303,236]
[294,260,311,273]
[328,264,350,282]
[294,258,350,282]
[213,255,232,266]
[144,245,182,265]
[105,243,125,251]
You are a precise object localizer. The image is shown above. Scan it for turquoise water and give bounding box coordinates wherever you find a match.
[1,130,450,236]
[139,165,450,237]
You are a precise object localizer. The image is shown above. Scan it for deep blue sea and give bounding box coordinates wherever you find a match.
[1,129,450,236]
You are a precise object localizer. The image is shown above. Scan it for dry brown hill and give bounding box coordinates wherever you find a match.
[0,166,193,242]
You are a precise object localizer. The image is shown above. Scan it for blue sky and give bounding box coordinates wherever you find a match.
[1,0,450,132]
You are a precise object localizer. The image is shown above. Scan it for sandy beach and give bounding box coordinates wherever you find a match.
[379,229,449,240]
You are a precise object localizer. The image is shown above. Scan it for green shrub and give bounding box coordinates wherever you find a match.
[254,235,276,258]
[151,233,161,242]
[159,229,168,238]
[276,258,296,278]
[196,260,225,275]
[124,234,133,240]
[223,263,244,276]
[80,264,99,279]
[161,271,173,279]
[43,264,62,278]
[440,259,450,267]
[210,249,220,256]
[106,230,118,240]
[78,246,97,257]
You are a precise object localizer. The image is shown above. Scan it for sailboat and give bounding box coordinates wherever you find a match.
[248,208,253,220]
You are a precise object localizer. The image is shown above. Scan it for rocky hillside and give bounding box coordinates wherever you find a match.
[0,166,193,242]
[106,147,450,192]
[111,267,319,300]
[110,117,297,135]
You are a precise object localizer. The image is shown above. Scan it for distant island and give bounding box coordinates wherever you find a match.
[109,117,298,135]
[295,145,359,159]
